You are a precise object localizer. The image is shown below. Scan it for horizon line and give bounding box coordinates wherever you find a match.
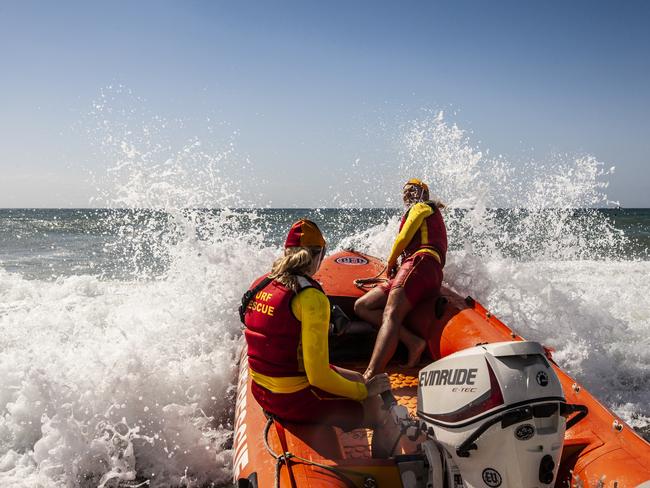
[0,206,644,211]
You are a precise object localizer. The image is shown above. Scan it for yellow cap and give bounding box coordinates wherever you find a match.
[403,178,429,193]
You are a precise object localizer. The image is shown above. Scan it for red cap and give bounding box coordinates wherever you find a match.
[285,219,326,248]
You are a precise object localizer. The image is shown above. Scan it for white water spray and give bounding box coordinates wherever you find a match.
[348,112,649,436]
[0,102,647,487]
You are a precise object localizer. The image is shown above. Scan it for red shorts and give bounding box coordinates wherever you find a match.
[251,382,364,432]
[381,253,443,306]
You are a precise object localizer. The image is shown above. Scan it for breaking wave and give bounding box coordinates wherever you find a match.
[0,98,647,486]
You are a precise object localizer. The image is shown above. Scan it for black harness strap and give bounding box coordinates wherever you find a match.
[239,277,273,323]
[240,275,322,324]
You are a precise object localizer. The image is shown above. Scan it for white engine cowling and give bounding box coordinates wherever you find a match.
[417,341,566,488]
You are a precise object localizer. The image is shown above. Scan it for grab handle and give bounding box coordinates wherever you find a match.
[561,403,588,429]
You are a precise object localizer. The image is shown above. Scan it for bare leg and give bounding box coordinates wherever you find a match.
[341,373,400,458]
[353,287,387,328]
[399,326,427,368]
[357,287,426,371]
[366,395,402,458]
[364,288,421,379]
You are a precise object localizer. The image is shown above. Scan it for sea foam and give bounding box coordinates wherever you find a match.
[0,101,647,487]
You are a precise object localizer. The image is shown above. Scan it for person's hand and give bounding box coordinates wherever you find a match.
[388,264,398,279]
[365,373,391,397]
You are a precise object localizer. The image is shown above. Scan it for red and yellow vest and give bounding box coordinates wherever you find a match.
[400,202,448,266]
[243,275,321,391]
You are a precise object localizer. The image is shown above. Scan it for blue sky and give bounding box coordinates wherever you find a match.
[0,0,648,207]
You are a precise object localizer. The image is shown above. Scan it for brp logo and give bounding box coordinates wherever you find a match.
[335,256,369,265]
[482,468,502,487]
[536,371,549,387]
[515,423,535,441]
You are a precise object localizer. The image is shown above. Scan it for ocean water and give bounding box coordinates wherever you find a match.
[0,109,649,487]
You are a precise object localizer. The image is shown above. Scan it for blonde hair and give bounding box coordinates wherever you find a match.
[269,246,322,292]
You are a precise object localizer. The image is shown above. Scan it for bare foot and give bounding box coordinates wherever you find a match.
[402,337,426,368]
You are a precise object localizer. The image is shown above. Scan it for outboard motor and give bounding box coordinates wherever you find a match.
[417,341,566,488]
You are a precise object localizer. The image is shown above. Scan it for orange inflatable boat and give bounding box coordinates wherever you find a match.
[233,250,650,488]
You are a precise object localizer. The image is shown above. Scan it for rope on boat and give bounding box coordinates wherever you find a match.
[262,416,375,488]
[353,265,388,290]
[338,248,388,290]
[262,417,285,488]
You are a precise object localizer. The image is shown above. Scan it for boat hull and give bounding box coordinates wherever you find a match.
[233,250,650,487]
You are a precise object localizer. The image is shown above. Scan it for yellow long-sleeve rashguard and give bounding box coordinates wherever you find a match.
[386,202,434,270]
[292,287,368,401]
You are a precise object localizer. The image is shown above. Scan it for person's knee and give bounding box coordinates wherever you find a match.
[382,304,397,322]
[353,297,367,316]
[383,297,402,320]
[383,290,410,321]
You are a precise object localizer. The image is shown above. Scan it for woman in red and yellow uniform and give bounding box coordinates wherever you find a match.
[355,179,447,377]
[242,219,396,453]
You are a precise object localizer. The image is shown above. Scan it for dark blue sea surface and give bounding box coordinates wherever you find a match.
[0,208,648,280]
